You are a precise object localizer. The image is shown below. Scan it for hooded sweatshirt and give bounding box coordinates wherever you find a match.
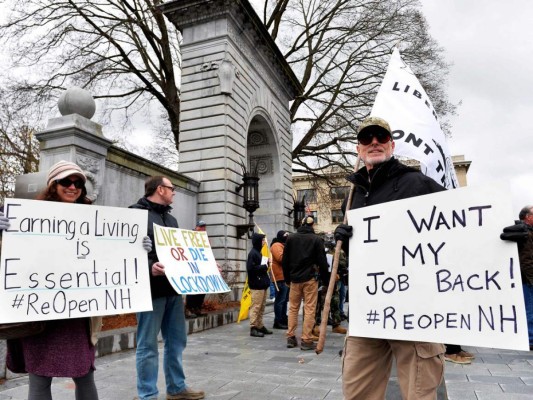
[270,230,287,281]
[246,233,270,290]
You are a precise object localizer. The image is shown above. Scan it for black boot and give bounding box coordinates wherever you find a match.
[273,321,288,329]
[258,326,273,334]
[250,327,265,337]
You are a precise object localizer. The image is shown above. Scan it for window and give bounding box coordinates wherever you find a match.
[310,210,318,224]
[331,209,343,223]
[330,186,350,201]
[297,189,317,203]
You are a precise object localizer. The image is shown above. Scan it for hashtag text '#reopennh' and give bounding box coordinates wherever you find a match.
[365,305,518,333]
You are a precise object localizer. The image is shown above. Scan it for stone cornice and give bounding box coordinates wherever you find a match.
[107,146,200,191]
[159,0,303,100]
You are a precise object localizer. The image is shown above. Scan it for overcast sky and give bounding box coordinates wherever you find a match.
[421,0,533,215]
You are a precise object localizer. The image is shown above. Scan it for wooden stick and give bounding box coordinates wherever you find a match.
[316,155,361,354]
[269,257,279,291]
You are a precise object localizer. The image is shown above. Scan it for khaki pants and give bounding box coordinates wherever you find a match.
[342,336,444,400]
[249,289,267,328]
[287,279,318,341]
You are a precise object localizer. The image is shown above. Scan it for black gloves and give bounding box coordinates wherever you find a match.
[500,222,528,242]
[334,224,353,243]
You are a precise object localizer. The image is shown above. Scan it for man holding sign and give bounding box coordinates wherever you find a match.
[130,176,204,400]
[335,117,445,400]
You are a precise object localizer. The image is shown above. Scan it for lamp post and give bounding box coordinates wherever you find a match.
[290,197,306,229]
[236,169,260,239]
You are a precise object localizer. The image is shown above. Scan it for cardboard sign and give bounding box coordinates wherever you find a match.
[0,199,152,323]
[154,225,230,295]
[347,183,528,351]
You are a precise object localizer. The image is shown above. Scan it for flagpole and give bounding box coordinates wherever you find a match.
[316,155,361,354]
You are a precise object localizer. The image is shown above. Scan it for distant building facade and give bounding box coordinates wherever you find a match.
[292,155,471,234]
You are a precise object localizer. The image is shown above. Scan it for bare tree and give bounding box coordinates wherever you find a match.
[258,0,456,176]
[0,0,181,150]
[1,0,454,177]
[0,89,41,203]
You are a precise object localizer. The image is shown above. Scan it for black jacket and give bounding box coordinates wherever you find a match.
[520,228,533,285]
[341,157,445,253]
[344,157,445,211]
[130,197,179,299]
[246,233,270,290]
[282,225,329,285]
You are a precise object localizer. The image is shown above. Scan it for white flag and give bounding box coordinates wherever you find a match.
[371,48,458,189]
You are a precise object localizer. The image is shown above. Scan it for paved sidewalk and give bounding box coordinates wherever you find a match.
[2,308,533,399]
[444,346,533,400]
[1,311,348,400]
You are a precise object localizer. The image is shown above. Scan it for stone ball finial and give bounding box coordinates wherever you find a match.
[58,87,96,119]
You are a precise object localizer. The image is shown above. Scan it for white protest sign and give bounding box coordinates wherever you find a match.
[153,225,230,295]
[372,48,458,189]
[0,199,152,323]
[347,183,528,351]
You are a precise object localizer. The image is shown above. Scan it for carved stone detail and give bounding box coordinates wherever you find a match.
[218,59,236,94]
[199,61,219,72]
[250,155,273,175]
[77,155,100,174]
[76,155,101,202]
[248,131,268,146]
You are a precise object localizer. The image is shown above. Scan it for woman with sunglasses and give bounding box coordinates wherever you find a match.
[10,160,101,400]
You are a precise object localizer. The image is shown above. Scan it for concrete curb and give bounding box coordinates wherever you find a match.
[95,306,242,358]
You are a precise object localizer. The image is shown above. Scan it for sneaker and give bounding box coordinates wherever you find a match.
[273,321,288,329]
[266,298,275,304]
[444,353,472,364]
[287,336,298,348]
[457,350,475,359]
[300,340,317,351]
[258,326,273,335]
[332,325,347,334]
[167,387,205,400]
[312,325,320,336]
[250,328,265,338]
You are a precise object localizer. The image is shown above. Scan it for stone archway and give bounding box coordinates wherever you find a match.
[161,0,303,272]
[247,112,283,244]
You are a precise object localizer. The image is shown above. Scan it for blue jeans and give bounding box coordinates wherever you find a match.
[339,281,347,315]
[274,281,289,324]
[136,296,187,400]
[269,281,276,299]
[523,284,533,345]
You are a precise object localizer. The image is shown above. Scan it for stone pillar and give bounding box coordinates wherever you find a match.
[35,87,113,203]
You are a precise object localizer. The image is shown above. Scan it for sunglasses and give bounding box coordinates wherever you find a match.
[56,177,84,189]
[160,185,176,192]
[357,129,392,146]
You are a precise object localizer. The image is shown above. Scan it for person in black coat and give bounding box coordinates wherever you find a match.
[335,116,446,400]
[246,232,272,337]
[130,176,204,400]
[282,216,329,350]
